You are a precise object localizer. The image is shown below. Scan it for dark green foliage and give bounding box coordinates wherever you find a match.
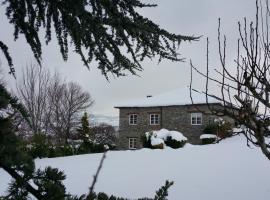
[217,122,233,138]
[203,122,232,139]
[165,136,186,149]
[97,192,109,200]
[77,141,93,154]
[28,133,50,158]
[58,145,75,156]
[142,132,185,149]
[27,135,74,158]
[91,143,106,153]
[33,167,67,200]
[201,137,216,145]
[48,146,61,158]
[77,142,106,154]
[0,83,68,199]
[82,180,173,200]
[153,181,173,200]
[0,41,14,76]
[141,133,151,148]
[203,124,218,135]
[77,112,92,143]
[1,0,197,78]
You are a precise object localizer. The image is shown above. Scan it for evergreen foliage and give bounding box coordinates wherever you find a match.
[0,1,185,197]
[203,124,218,135]
[28,133,50,158]
[165,136,186,149]
[77,112,92,143]
[1,0,198,78]
[0,83,174,198]
[201,137,216,145]
[0,84,70,199]
[153,181,173,200]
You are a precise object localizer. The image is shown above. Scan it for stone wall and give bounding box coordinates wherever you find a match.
[117,107,162,149]
[117,104,234,149]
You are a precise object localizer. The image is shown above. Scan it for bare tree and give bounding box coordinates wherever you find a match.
[17,64,50,135]
[47,75,94,144]
[61,82,94,144]
[190,0,270,160]
[17,65,94,143]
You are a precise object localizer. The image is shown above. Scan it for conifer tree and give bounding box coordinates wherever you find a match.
[0,83,71,200]
[0,0,198,78]
[77,112,92,143]
[0,1,185,198]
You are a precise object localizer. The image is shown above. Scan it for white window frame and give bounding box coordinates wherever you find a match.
[129,114,138,125]
[129,138,137,149]
[191,113,202,125]
[150,113,160,125]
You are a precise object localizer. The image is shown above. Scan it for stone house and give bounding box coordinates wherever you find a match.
[115,88,233,149]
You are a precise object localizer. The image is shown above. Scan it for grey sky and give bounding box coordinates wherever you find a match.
[0,0,255,116]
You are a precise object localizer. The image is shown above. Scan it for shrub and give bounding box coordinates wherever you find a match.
[91,143,106,153]
[59,145,74,156]
[97,192,109,200]
[218,122,233,138]
[165,136,186,149]
[47,144,76,158]
[201,137,216,145]
[48,146,59,158]
[203,124,218,135]
[151,143,164,149]
[77,142,93,154]
[77,142,106,154]
[141,132,152,148]
[204,121,233,139]
[28,133,49,158]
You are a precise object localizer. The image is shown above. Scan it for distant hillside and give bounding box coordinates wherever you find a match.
[89,114,119,127]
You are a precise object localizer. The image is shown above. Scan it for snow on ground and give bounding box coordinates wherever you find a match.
[1,135,270,200]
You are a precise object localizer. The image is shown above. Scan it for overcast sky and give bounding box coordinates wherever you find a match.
[0,0,255,116]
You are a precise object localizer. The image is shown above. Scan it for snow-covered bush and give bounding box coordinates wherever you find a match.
[200,134,218,145]
[151,136,165,149]
[166,136,186,149]
[145,129,187,149]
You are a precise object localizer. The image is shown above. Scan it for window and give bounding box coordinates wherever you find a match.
[129,114,138,125]
[129,138,137,149]
[150,113,160,125]
[191,113,202,125]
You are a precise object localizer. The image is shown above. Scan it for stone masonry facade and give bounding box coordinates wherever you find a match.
[117,103,234,149]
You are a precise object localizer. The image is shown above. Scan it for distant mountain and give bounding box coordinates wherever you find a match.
[89,114,119,127]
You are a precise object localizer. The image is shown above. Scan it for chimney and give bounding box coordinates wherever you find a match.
[147,95,152,98]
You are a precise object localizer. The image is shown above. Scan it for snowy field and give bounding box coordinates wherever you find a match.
[1,135,270,200]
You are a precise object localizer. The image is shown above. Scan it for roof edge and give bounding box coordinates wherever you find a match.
[114,102,221,109]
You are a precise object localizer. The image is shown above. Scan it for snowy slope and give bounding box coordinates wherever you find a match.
[90,114,119,127]
[1,135,270,200]
[115,87,218,108]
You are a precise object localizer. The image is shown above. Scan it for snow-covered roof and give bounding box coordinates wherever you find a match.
[115,87,219,108]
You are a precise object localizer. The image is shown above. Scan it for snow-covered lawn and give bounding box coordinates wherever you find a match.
[1,135,270,200]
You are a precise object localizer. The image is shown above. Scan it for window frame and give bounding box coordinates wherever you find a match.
[191,112,202,125]
[129,138,137,149]
[129,114,138,125]
[149,113,160,125]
